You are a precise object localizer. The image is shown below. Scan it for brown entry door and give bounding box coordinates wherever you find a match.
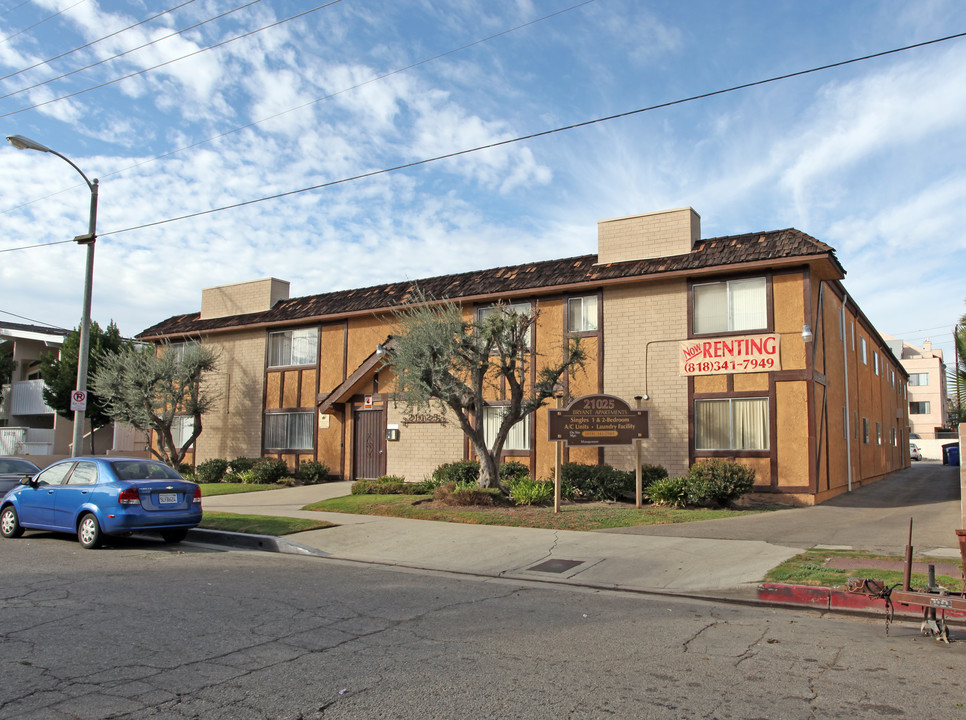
[353,409,385,479]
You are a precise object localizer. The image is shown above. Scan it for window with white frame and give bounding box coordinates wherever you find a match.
[908,373,929,386]
[909,401,931,415]
[568,296,598,332]
[695,398,769,450]
[268,328,318,367]
[860,337,867,364]
[482,406,530,451]
[172,415,195,447]
[477,302,533,347]
[692,278,767,335]
[264,412,314,449]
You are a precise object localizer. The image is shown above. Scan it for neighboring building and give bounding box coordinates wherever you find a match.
[0,321,72,455]
[138,207,910,505]
[883,335,948,439]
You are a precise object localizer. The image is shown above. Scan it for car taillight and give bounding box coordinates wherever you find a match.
[118,488,140,505]
[192,486,202,505]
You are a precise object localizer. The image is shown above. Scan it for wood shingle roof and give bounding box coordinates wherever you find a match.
[138,228,841,339]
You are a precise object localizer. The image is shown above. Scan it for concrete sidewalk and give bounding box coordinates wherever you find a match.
[196,466,965,615]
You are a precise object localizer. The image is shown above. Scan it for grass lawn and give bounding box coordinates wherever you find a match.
[305,493,765,531]
[764,549,964,591]
[198,482,290,497]
[199,511,335,535]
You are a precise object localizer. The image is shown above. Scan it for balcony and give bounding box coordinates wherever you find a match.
[8,379,55,417]
[0,427,54,455]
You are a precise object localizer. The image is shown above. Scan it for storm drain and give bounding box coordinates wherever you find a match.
[528,559,584,574]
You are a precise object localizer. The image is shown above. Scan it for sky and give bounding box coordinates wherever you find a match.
[1,0,964,365]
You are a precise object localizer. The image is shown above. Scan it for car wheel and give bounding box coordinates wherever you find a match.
[160,528,188,544]
[77,513,102,549]
[1,506,24,538]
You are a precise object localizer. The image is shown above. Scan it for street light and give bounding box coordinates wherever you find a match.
[6,134,99,457]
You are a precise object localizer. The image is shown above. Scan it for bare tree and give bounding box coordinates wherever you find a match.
[388,296,585,489]
[91,343,218,467]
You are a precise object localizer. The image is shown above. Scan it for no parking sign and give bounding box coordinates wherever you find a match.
[70,390,87,412]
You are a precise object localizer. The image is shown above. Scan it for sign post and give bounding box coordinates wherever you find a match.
[634,396,643,508]
[70,390,88,413]
[548,394,649,513]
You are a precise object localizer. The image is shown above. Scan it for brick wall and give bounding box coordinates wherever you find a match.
[597,207,700,264]
[201,278,290,320]
[601,279,690,477]
[194,329,267,462]
[385,405,465,482]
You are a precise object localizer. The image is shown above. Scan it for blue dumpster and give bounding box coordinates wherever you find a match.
[948,446,960,467]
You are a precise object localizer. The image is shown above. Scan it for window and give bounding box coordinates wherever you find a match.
[67,462,98,486]
[876,422,882,445]
[909,401,931,415]
[36,462,73,486]
[483,406,530,451]
[568,296,598,332]
[860,337,867,364]
[478,302,534,347]
[842,407,848,439]
[873,351,879,375]
[908,373,929,386]
[862,418,870,444]
[695,398,769,450]
[693,278,767,334]
[172,416,195,447]
[166,341,198,362]
[265,412,314,450]
[850,322,855,350]
[268,328,318,367]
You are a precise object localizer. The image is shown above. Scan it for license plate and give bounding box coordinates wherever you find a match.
[158,493,178,504]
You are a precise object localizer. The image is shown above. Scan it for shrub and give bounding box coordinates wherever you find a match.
[296,460,330,485]
[646,477,690,508]
[506,476,553,506]
[246,458,290,484]
[499,461,530,483]
[177,462,194,476]
[639,464,669,490]
[560,463,632,501]
[431,460,480,486]
[228,457,259,474]
[196,458,229,484]
[433,481,500,506]
[350,476,430,495]
[685,459,756,508]
[351,479,380,494]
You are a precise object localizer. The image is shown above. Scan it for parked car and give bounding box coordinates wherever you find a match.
[910,442,923,461]
[0,457,201,548]
[0,458,41,497]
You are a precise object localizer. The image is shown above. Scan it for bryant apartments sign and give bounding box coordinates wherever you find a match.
[679,333,781,376]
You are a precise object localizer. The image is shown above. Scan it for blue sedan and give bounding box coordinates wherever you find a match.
[0,457,202,548]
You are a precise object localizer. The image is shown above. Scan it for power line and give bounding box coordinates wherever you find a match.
[0,0,598,214]
[0,0,343,118]
[0,239,73,254]
[0,0,87,45]
[97,29,966,237]
[0,0,201,83]
[0,307,70,329]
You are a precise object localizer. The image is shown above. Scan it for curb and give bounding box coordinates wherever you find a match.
[187,528,329,557]
[757,582,966,623]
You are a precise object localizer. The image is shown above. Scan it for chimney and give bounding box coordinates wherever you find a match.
[201,278,290,320]
[597,207,701,265]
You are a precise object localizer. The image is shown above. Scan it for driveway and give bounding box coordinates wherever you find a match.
[602,462,963,555]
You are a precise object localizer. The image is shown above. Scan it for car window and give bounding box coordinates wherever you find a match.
[67,462,98,486]
[0,459,38,474]
[112,461,181,481]
[35,462,74,486]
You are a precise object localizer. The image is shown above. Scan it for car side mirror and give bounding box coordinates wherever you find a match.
[19,476,36,487]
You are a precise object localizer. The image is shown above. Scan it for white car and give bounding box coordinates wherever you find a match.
[910,442,922,461]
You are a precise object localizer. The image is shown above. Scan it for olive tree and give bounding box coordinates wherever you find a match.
[91,343,218,467]
[388,296,585,490]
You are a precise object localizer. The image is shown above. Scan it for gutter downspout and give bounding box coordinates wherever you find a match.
[842,294,853,492]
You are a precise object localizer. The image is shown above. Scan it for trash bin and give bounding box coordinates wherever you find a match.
[949,446,960,467]
[942,442,959,465]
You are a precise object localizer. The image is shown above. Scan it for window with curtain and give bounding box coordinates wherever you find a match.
[171,415,195,447]
[268,328,318,367]
[695,398,768,450]
[477,302,533,348]
[909,401,931,415]
[568,296,598,332]
[692,278,767,334]
[264,412,314,450]
[908,373,929,386]
[483,406,530,451]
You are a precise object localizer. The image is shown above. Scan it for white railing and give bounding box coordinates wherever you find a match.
[10,379,55,416]
[0,427,54,456]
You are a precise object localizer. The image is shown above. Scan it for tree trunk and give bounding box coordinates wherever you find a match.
[476,444,501,489]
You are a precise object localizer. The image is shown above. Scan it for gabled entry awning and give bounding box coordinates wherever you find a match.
[317,338,393,414]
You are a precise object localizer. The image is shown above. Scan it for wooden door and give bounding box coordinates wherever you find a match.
[353,409,384,479]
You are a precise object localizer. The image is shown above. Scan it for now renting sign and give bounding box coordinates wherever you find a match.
[679,333,781,376]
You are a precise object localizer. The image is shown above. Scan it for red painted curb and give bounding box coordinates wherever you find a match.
[757,583,829,608]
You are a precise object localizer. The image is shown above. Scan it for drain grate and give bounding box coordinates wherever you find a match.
[528,559,583,574]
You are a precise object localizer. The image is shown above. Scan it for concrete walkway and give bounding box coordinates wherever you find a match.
[198,462,964,606]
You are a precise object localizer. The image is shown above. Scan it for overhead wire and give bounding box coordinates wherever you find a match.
[0,0,343,117]
[96,29,966,238]
[0,0,87,44]
[0,0,264,101]
[0,0,201,83]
